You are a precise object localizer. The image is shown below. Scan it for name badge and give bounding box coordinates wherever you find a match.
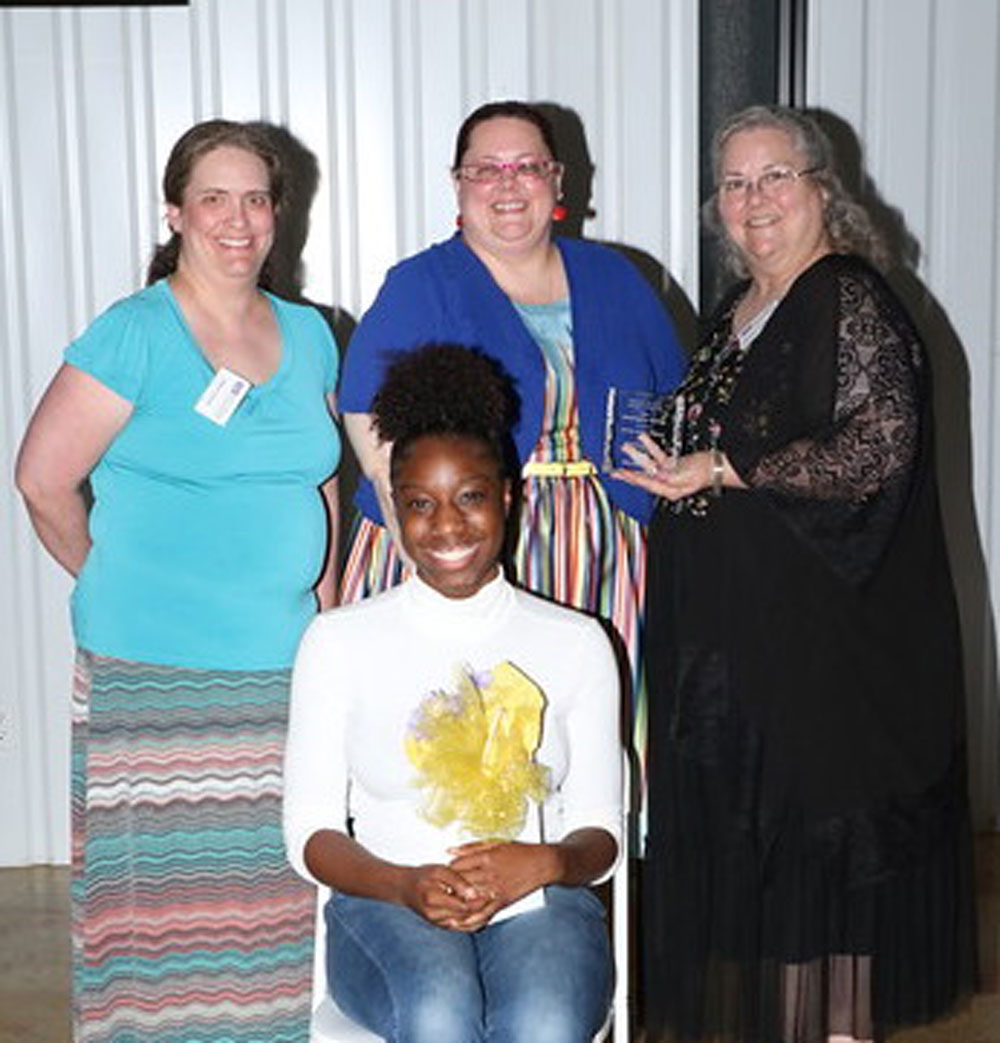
[194,367,252,426]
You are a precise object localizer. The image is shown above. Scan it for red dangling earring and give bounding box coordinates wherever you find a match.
[552,204,568,222]
[455,214,463,229]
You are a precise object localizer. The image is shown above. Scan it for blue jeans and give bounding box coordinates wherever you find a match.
[326,885,612,1043]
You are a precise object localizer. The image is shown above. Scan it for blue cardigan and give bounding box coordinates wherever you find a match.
[339,234,686,524]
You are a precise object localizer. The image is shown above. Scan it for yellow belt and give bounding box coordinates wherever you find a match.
[521,460,597,478]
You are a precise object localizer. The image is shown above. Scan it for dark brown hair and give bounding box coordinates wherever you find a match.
[373,344,518,480]
[451,100,559,172]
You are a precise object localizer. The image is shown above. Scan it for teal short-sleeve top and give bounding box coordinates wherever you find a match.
[64,279,340,670]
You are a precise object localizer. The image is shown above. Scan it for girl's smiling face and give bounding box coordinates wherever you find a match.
[393,434,510,599]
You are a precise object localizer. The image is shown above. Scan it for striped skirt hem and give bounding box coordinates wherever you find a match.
[71,650,315,1042]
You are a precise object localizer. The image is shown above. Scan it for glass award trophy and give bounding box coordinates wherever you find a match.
[601,387,685,472]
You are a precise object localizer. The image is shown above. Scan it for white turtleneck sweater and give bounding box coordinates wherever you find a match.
[283,572,623,895]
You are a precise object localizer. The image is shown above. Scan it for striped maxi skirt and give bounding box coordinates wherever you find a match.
[71,651,315,1043]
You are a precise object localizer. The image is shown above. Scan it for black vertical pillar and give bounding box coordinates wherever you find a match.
[698,0,808,312]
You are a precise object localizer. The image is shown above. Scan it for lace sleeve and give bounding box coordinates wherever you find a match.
[741,269,924,585]
[747,274,919,500]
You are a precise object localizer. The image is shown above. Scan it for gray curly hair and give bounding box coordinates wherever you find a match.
[703,105,888,277]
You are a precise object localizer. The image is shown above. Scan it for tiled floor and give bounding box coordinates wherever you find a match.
[888,830,999,1043]
[0,837,996,1043]
[0,865,71,1043]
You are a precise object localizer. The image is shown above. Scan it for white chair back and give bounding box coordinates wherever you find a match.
[308,892,381,1042]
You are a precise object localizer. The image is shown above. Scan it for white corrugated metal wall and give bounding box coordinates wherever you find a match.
[807,0,1000,828]
[0,0,699,865]
[2,0,997,867]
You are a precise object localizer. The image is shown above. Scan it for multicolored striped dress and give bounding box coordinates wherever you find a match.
[340,298,648,760]
[71,653,316,1043]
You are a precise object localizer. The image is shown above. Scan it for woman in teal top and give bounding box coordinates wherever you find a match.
[65,277,337,668]
[16,120,340,1043]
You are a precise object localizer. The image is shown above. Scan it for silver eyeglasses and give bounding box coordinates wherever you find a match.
[454,158,563,183]
[717,166,822,199]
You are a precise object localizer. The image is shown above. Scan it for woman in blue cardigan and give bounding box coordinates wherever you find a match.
[339,100,685,753]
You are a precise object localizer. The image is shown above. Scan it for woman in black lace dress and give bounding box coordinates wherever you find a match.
[617,106,977,1042]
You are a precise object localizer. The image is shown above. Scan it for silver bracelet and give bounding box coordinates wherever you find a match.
[711,448,724,497]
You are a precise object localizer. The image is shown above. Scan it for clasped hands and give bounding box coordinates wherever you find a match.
[403,839,553,932]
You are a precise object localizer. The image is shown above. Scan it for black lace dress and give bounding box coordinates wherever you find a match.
[641,254,977,1042]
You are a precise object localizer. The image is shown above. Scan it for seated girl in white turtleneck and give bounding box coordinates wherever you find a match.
[283,343,622,1043]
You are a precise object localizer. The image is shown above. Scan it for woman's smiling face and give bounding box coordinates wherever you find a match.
[453,116,561,259]
[393,434,510,599]
[717,126,830,282]
[167,145,275,282]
